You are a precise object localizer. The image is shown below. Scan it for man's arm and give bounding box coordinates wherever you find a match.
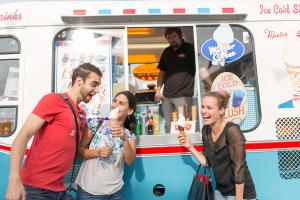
[79,126,93,148]
[155,70,165,102]
[6,114,45,200]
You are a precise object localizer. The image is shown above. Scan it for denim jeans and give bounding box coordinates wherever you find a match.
[214,190,256,200]
[77,186,125,200]
[24,185,66,200]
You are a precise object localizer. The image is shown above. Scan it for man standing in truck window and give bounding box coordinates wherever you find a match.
[155,27,196,133]
[5,63,102,200]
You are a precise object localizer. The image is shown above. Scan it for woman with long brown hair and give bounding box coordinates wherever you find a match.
[76,91,137,200]
[178,91,256,200]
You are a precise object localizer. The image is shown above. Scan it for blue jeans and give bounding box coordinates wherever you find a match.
[214,190,256,200]
[24,185,66,200]
[77,186,125,200]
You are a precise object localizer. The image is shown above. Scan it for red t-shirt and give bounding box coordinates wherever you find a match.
[20,93,85,192]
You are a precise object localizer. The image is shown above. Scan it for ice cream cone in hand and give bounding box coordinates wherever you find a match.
[108,107,121,142]
[178,113,185,135]
[177,113,192,148]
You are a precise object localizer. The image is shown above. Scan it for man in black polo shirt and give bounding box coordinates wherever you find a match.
[155,27,196,133]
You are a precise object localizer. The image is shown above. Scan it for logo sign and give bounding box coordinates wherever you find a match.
[0,10,22,22]
[132,63,159,81]
[211,72,247,124]
[201,38,245,66]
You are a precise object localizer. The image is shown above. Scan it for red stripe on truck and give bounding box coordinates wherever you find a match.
[136,141,300,155]
[2,141,300,156]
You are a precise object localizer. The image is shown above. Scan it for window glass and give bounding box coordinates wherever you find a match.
[0,107,17,136]
[0,60,19,101]
[0,36,20,137]
[0,37,19,54]
[54,28,124,119]
[111,35,125,97]
[197,24,260,131]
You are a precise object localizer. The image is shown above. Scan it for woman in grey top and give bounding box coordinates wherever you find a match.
[76,91,137,200]
[178,91,256,200]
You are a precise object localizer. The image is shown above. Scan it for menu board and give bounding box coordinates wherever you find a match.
[55,35,112,117]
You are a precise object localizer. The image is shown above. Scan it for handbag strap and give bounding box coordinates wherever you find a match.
[196,164,211,178]
[196,164,202,173]
[58,93,79,188]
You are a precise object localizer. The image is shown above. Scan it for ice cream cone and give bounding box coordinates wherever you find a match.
[108,107,121,145]
[178,113,185,135]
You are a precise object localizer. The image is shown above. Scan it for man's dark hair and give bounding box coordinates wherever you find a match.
[71,63,102,86]
[165,27,182,38]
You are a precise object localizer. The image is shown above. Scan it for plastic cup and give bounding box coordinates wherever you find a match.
[107,119,121,144]
[107,119,121,133]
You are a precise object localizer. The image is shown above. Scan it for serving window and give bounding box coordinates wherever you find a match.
[0,36,20,137]
[52,24,260,146]
[127,26,200,137]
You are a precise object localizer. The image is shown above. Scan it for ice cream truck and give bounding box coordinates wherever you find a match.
[1,0,300,199]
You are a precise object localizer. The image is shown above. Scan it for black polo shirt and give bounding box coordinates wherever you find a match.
[158,41,195,98]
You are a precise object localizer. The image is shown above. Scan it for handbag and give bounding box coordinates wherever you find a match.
[187,164,214,200]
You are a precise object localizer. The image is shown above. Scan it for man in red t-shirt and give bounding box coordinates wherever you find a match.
[5,63,102,200]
